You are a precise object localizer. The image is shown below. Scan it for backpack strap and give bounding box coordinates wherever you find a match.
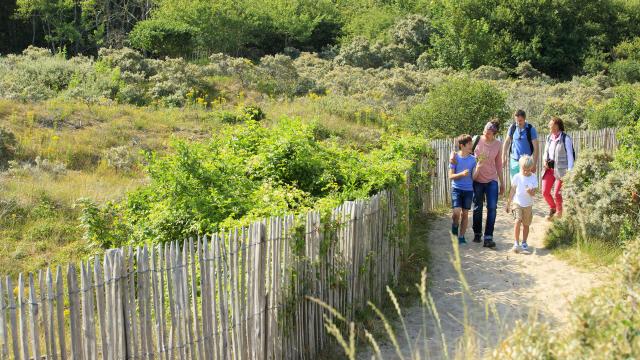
[526,123,534,154]
[507,123,516,156]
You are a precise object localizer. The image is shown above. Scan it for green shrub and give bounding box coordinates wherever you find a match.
[586,84,640,129]
[471,65,508,80]
[78,118,430,244]
[148,58,211,107]
[388,15,431,60]
[255,54,312,96]
[335,37,384,69]
[609,59,640,84]
[238,105,265,121]
[515,61,551,81]
[406,77,508,137]
[97,47,152,78]
[543,217,575,249]
[0,127,17,169]
[562,150,640,244]
[129,19,196,58]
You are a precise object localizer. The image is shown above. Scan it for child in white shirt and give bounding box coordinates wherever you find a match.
[505,155,538,254]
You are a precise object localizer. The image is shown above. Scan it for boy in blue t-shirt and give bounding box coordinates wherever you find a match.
[449,134,477,244]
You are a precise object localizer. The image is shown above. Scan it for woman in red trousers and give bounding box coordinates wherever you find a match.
[542,117,574,220]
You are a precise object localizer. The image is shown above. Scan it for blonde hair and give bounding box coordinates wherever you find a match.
[519,155,534,170]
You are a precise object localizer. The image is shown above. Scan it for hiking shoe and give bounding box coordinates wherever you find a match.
[545,208,556,221]
[473,234,482,243]
[483,239,496,248]
[511,244,521,253]
[521,242,530,254]
[458,236,467,245]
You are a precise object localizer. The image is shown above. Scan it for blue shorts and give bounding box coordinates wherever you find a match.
[451,188,474,210]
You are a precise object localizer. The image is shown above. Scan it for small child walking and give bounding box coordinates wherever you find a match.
[449,134,477,244]
[505,155,538,254]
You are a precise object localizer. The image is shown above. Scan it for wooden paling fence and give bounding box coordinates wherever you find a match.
[427,128,619,211]
[0,190,406,360]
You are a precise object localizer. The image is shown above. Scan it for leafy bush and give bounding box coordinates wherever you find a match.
[334,37,384,69]
[388,15,431,60]
[97,47,152,78]
[238,105,265,121]
[406,77,508,137]
[0,127,17,169]
[471,65,508,80]
[78,118,430,244]
[543,217,575,249]
[148,58,211,107]
[256,54,313,96]
[103,146,138,172]
[515,61,551,81]
[129,19,196,58]
[586,84,640,129]
[0,47,92,101]
[561,150,640,244]
[609,59,640,84]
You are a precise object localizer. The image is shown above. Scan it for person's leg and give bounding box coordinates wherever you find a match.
[451,189,462,235]
[460,209,469,238]
[472,181,485,241]
[542,169,556,218]
[514,220,521,243]
[484,181,499,241]
[554,179,564,217]
[522,225,530,243]
[458,190,473,243]
[452,208,461,235]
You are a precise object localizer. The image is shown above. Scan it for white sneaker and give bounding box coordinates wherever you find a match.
[521,243,530,254]
[512,244,521,253]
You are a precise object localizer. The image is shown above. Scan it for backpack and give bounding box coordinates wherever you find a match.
[508,123,533,156]
[546,132,576,161]
[471,135,481,153]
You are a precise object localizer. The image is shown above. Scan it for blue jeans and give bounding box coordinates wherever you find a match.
[473,180,499,240]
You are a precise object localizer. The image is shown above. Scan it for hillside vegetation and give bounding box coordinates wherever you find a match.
[1,45,639,276]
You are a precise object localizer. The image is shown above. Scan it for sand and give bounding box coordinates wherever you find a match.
[357,200,604,359]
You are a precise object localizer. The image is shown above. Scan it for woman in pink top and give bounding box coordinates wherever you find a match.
[471,120,504,248]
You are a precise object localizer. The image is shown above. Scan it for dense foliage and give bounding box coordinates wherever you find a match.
[3,0,640,79]
[2,46,634,139]
[78,118,431,246]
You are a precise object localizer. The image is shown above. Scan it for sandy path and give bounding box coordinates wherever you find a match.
[358,200,603,359]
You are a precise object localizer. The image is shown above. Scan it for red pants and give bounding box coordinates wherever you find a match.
[542,168,563,212]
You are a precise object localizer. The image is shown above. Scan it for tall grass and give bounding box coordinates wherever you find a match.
[314,235,640,359]
[309,234,487,360]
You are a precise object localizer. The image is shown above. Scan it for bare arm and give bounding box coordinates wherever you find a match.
[472,163,482,180]
[505,185,516,212]
[496,145,505,194]
[449,168,469,180]
[502,137,511,167]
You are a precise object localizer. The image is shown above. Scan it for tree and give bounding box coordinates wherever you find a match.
[128,19,195,57]
[407,77,508,138]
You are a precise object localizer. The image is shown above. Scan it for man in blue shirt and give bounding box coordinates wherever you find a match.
[502,110,539,180]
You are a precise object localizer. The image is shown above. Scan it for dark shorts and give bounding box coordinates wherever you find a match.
[451,188,474,210]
